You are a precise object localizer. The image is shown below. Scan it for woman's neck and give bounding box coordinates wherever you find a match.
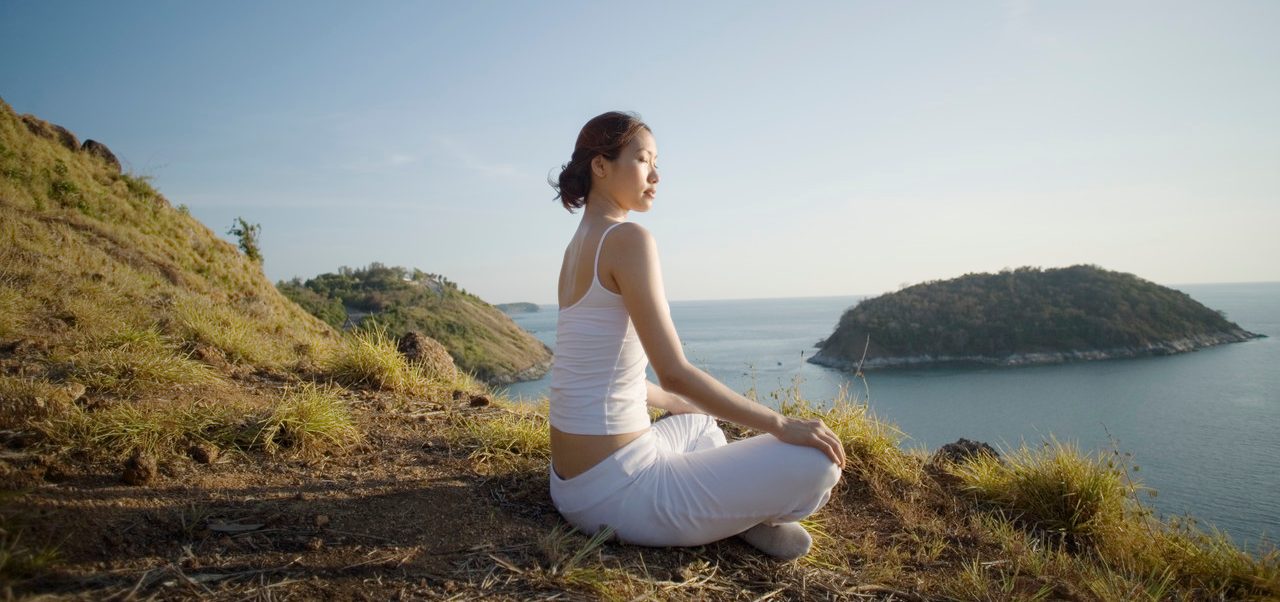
[583,195,627,223]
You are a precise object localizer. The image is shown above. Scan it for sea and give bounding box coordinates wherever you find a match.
[498,282,1280,551]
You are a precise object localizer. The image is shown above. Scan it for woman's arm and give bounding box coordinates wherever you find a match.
[646,380,702,415]
[607,223,846,467]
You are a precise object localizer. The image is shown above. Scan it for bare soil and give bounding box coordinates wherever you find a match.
[1,376,1040,601]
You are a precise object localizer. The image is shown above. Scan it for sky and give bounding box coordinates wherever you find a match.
[2,1,1277,304]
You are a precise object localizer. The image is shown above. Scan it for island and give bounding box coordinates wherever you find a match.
[808,265,1263,371]
[495,302,541,314]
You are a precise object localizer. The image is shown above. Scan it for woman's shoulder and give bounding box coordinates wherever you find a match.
[608,221,655,247]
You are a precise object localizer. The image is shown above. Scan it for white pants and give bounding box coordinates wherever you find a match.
[549,414,842,547]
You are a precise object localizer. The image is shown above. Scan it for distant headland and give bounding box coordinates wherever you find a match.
[495,302,540,314]
[809,265,1264,371]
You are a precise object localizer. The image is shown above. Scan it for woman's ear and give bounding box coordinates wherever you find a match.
[592,155,607,179]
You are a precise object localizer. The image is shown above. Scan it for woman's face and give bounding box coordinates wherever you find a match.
[595,129,660,212]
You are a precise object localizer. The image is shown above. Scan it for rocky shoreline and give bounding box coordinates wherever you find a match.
[487,356,553,386]
[807,329,1265,371]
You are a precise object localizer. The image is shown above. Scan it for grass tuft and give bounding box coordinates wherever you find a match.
[446,396,550,474]
[0,375,76,430]
[322,322,444,396]
[63,324,221,395]
[41,382,360,459]
[244,382,362,456]
[171,294,290,368]
[948,436,1131,549]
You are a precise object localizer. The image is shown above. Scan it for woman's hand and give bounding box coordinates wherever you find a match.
[773,416,847,468]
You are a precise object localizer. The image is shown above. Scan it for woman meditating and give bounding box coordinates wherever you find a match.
[547,111,846,560]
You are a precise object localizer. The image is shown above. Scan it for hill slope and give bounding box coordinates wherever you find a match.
[0,97,339,391]
[278,265,552,385]
[810,265,1261,370]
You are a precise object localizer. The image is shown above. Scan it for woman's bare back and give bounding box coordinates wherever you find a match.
[550,218,648,480]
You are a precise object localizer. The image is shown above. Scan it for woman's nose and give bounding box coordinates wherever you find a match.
[649,169,659,183]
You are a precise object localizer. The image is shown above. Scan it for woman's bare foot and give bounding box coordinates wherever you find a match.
[736,522,812,560]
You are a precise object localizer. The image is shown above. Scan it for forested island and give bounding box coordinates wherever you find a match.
[809,265,1263,371]
[278,264,551,384]
[496,302,540,314]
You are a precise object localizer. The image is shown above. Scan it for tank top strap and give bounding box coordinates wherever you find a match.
[592,221,627,285]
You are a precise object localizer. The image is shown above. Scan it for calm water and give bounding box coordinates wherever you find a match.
[500,283,1280,550]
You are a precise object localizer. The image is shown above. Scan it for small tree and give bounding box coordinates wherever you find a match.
[227,217,263,264]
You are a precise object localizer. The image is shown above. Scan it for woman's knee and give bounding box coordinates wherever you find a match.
[695,414,726,448]
[792,445,843,493]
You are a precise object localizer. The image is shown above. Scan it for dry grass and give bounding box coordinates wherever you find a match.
[39,382,361,460]
[948,436,1133,549]
[948,435,1280,599]
[170,293,291,368]
[0,375,75,430]
[775,377,920,486]
[59,324,222,396]
[323,322,450,397]
[241,381,363,456]
[446,396,550,474]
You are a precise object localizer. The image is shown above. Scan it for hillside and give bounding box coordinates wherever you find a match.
[2,101,1275,601]
[810,265,1262,370]
[0,98,341,387]
[278,265,551,385]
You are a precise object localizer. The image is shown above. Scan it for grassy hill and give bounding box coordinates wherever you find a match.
[278,264,552,385]
[812,265,1261,370]
[0,97,340,390]
[2,99,1276,600]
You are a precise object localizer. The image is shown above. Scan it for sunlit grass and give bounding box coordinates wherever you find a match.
[0,375,73,430]
[41,382,360,459]
[63,325,221,395]
[775,378,919,485]
[243,381,362,456]
[948,436,1132,548]
[323,322,449,397]
[445,396,550,474]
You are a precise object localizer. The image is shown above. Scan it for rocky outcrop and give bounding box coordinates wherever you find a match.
[81,139,121,173]
[397,330,458,379]
[931,439,999,465]
[809,329,1264,371]
[20,114,80,151]
[487,355,552,386]
[20,114,122,172]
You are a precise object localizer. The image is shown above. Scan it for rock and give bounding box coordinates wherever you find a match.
[451,389,466,401]
[396,331,457,379]
[314,514,330,528]
[121,451,157,485]
[306,537,324,551]
[81,139,121,173]
[20,114,54,140]
[50,124,80,152]
[192,343,230,371]
[932,438,999,465]
[468,394,490,408]
[187,443,219,464]
[61,382,87,404]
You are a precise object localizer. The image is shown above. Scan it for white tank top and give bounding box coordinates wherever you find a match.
[548,221,651,435]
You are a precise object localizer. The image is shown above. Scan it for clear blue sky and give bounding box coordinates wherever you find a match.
[3,1,1277,304]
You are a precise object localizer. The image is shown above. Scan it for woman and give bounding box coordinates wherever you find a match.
[547,111,846,560]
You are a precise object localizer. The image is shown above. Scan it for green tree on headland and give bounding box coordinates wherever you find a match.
[227,216,262,264]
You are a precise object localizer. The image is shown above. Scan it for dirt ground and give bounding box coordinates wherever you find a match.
[2,376,952,601]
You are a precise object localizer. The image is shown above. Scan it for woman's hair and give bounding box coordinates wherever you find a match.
[551,111,651,213]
